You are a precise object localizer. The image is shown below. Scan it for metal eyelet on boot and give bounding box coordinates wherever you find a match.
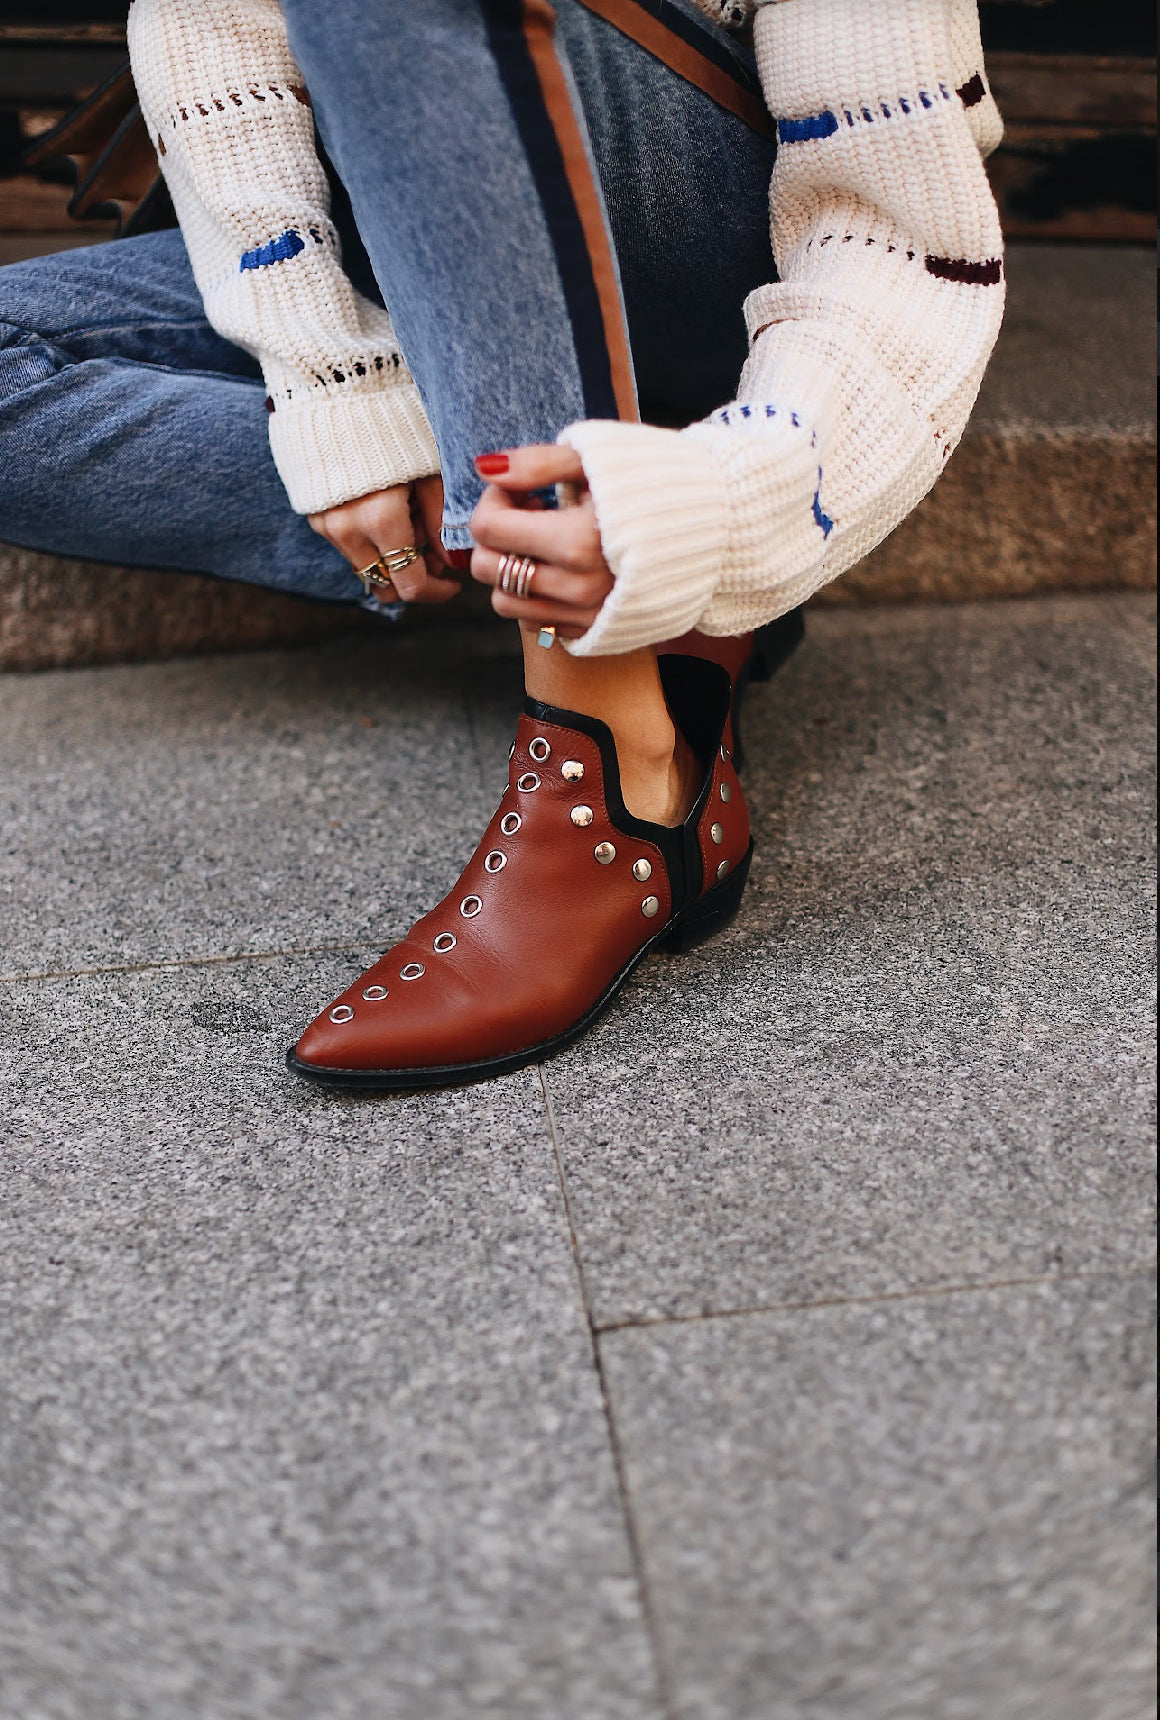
[517,772,540,793]
[433,933,457,953]
[484,851,507,872]
[500,812,522,836]
[461,895,483,918]
[361,985,388,1001]
[329,1005,354,1023]
[529,737,551,762]
[400,963,425,980]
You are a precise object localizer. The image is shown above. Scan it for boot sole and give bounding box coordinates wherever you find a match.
[286,844,754,1093]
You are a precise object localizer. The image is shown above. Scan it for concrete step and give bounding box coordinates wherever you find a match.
[819,243,1156,607]
[1,243,1154,670]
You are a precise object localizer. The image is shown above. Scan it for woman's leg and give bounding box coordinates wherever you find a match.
[0,230,359,602]
[285,0,773,1083]
[279,0,774,813]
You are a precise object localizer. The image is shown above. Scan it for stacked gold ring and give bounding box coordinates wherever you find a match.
[355,544,422,595]
[496,553,537,600]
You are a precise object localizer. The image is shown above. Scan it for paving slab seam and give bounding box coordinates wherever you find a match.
[538,1066,677,1720]
[0,941,384,986]
[594,1268,1156,1336]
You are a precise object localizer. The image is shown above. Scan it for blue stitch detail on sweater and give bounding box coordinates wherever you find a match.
[240,229,305,271]
[778,109,840,144]
[813,471,834,538]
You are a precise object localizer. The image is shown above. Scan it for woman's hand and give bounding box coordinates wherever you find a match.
[470,446,612,640]
[308,474,462,603]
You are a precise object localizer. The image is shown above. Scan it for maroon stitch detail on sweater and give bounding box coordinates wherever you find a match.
[925,255,1003,286]
[956,73,986,108]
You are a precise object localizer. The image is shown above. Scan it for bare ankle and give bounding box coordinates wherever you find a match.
[518,634,696,825]
[617,726,698,827]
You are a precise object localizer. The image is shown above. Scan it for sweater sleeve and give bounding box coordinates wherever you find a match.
[559,0,1005,655]
[127,0,440,514]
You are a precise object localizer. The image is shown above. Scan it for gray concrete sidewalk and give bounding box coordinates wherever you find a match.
[0,593,1155,1720]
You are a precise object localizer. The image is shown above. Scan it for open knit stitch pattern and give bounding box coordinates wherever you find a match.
[127,0,1005,655]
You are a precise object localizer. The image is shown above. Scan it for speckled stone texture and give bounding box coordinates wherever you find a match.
[601,1277,1156,1720]
[0,959,660,1720]
[543,593,1156,1326]
[0,594,1153,1719]
[0,621,507,976]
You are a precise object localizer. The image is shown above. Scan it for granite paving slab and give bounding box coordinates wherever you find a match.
[601,1275,1156,1720]
[543,595,1157,1325]
[0,622,521,978]
[0,957,660,1720]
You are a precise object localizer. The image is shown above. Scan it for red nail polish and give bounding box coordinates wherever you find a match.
[445,548,471,571]
[475,453,510,476]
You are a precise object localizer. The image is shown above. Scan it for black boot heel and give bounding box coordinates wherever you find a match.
[664,843,754,954]
[751,607,805,684]
[732,609,805,770]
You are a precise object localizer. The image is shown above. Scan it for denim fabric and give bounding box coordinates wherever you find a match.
[0,0,774,597]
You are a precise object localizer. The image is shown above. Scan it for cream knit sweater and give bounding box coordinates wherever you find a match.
[127,0,1005,656]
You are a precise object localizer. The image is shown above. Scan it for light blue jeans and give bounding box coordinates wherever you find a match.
[0,0,774,605]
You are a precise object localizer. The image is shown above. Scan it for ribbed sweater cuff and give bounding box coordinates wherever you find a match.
[556,422,730,657]
[268,382,440,514]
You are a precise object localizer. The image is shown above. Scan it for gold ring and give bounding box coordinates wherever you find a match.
[355,544,421,595]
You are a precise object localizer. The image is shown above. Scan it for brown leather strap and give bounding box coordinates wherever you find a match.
[572,0,774,137]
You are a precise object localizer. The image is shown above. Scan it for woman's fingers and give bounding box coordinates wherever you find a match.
[474,444,587,493]
[414,474,450,574]
[308,485,462,605]
[489,587,602,633]
[471,486,604,569]
[470,546,611,611]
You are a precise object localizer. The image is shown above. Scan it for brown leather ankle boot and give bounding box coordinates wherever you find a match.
[287,657,751,1091]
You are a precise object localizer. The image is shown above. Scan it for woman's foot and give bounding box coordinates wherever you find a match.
[287,656,751,1091]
